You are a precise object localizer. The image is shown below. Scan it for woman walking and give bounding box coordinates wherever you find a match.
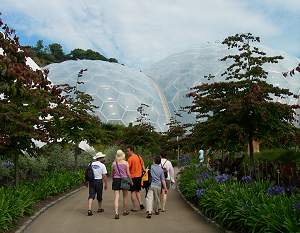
[111,149,133,219]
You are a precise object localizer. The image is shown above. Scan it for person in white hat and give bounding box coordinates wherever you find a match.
[87,152,108,216]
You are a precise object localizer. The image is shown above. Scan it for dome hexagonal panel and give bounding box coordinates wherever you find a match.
[46,60,170,131]
[146,44,300,124]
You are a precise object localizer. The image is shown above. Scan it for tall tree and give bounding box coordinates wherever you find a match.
[51,69,100,167]
[0,19,64,184]
[49,43,65,62]
[187,33,297,175]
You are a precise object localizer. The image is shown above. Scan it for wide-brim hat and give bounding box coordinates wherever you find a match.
[93,152,106,160]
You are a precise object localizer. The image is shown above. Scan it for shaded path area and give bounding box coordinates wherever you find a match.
[24,184,219,233]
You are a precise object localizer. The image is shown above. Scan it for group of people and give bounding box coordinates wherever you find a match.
[86,146,175,219]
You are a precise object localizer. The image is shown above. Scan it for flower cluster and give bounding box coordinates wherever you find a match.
[196,172,210,184]
[196,188,205,198]
[215,174,230,183]
[201,172,210,179]
[267,185,285,196]
[241,176,252,183]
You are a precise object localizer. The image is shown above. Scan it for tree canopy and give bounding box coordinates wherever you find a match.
[186,33,298,174]
[27,40,119,67]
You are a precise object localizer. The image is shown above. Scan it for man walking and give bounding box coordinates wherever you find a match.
[127,146,145,211]
[87,152,108,216]
[146,156,168,218]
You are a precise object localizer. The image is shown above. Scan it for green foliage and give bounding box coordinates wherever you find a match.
[27,40,119,67]
[178,166,300,233]
[255,149,300,164]
[0,170,84,232]
[187,33,297,173]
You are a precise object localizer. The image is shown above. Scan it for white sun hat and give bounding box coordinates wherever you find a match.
[93,152,106,160]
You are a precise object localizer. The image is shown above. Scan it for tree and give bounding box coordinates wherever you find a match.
[187,33,297,176]
[49,43,65,62]
[0,19,64,184]
[123,104,161,153]
[162,116,186,156]
[51,69,100,167]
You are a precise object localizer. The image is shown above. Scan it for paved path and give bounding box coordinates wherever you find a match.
[24,184,219,233]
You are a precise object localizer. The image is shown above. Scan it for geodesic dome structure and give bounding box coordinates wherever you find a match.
[145,44,300,125]
[46,60,170,131]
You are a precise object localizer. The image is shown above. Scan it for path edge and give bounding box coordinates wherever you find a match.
[176,168,236,233]
[14,186,85,233]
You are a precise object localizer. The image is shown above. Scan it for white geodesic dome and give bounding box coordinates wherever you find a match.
[145,43,300,125]
[46,60,170,131]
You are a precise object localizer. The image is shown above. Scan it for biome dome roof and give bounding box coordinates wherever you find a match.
[46,60,170,131]
[145,43,300,125]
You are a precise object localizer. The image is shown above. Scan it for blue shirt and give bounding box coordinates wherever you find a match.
[150,164,165,187]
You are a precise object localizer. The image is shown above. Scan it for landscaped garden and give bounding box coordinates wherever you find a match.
[1,9,300,233]
[178,159,300,233]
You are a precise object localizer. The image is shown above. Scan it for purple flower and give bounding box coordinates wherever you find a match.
[267,185,285,196]
[241,176,252,183]
[196,178,203,184]
[293,202,300,211]
[215,174,230,183]
[196,189,205,198]
[201,172,210,179]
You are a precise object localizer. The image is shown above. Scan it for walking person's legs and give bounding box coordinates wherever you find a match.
[87,181,95,216]
[114,190,120,219]
[131,191,139,210]
[114,190,120,214]
[96,180,104,212]
[153,187,161,215]
[160,180,170,211]
[136,191,144,209]
[122,190,129,215]
[145,188,154,218]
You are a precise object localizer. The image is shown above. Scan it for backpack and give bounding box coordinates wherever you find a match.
[141,168,151,188]
[161,160,168,178]
[85,163,94,182]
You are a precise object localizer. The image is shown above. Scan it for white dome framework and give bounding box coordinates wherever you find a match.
[47,60,170,131]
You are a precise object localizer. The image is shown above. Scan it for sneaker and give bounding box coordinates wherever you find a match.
[97,208,104,213]
[88,210,93,216]
[140,204,145,210]
[155,211,159,215]
[115,213,119,219]
[146,213,152,219]
[122,211,130,216]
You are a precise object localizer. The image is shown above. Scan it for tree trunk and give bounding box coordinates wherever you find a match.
[248,135,255,177]
[14,152,19,186]
[74,146,80,168]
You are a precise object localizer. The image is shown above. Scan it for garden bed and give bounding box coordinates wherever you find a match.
[0,170,85,232]
[178,165,300,233]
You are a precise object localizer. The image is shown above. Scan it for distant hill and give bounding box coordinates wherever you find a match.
[25,40,118,67]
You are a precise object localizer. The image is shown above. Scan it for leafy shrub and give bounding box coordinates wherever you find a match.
[0,170,84,232]
[178,166,300,233]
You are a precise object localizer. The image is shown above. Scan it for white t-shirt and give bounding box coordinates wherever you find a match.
[160,158,175,182]
[91,161,107,179]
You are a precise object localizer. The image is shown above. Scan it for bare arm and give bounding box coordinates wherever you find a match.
[126,162,133,184]
[103,174,108,190]
[169,161,175,183]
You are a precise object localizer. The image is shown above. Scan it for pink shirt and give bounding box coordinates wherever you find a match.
[112,162,128,178]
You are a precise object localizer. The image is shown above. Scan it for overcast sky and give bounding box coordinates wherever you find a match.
[1,0,300,68]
